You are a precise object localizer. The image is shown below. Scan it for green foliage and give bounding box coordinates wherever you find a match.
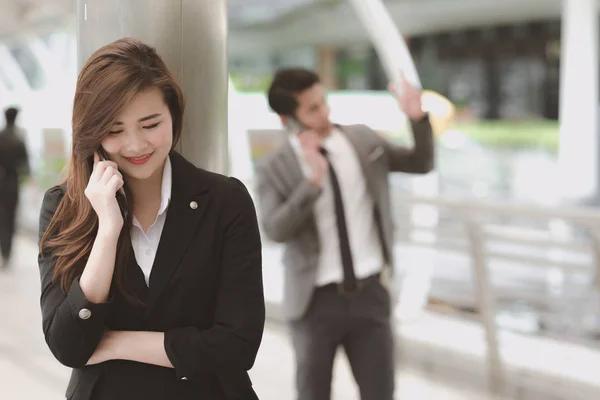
[38,157,67,189]
[230,72,273,92]
[453,120,559,152]
[385,119,560,153]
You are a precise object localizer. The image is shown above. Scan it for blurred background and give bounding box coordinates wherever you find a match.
[1,0,600,399]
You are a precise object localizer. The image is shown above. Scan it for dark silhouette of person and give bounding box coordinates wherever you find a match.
[0,107,29,268]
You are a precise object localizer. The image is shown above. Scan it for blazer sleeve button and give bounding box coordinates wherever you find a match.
[78,308,92,320]
[189,201,198,210]
[181,376,188,381]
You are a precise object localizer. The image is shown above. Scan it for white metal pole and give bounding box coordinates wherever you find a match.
[347,0,421,88]
[558,0,599,201]
[348,0,438,323]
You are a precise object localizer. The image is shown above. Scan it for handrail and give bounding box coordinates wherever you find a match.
[392,192,600,394]
[251,188,600,394]
[396,224,592,270]
[395,194,600,225]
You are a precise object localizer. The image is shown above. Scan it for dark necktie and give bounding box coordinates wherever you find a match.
[320,148,357,291]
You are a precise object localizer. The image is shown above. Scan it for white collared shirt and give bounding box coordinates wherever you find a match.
[131,157,172,286]
[289,128,384,286]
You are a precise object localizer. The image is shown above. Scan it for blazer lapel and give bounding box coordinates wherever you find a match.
[145,152,209,314]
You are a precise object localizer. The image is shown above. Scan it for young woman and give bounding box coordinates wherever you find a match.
[38,38,264,400]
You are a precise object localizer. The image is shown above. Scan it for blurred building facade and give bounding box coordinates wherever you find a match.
[0,0,598,204]
[0,1,592,127]
[227,0,580,121]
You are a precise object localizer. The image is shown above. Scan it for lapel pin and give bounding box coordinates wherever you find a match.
[189,201,198,210]
[368,146,384,162]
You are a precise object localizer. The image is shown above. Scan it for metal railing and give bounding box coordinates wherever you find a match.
[393,193,600,394]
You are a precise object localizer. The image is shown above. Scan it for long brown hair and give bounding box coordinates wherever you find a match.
[40,38,185,302]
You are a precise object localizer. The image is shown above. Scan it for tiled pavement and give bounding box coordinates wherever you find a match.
[0,234,504,399]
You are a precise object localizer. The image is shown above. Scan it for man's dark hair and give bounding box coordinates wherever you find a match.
[267,68,320,116]
[4,107,19,126]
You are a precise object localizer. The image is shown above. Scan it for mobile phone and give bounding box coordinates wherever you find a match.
[285,117,309,134]
[97,147,128,219]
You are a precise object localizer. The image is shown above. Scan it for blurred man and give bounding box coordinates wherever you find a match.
[255,68,434,400]
[0,107,29,269]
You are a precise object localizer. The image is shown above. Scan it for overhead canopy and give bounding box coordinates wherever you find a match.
[0,0,75,42]
[0,0,572,49]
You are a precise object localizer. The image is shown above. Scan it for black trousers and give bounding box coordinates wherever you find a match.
[0,181,18,262]
[289,276,395,400]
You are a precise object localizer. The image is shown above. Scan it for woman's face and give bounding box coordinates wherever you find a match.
[100,87,173,182]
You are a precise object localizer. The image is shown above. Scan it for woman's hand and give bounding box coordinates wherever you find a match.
[85,152,125,236]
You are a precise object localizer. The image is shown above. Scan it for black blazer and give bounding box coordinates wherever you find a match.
[38,152,265,400]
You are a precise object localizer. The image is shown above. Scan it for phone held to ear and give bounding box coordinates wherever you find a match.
[97,147,129,219]
[285,117,309,135]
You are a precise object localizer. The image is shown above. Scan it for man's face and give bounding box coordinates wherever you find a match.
[294,83,332,137]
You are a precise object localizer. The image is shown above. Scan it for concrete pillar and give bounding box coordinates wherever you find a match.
[558,0,599,201]
[76,0,228,173]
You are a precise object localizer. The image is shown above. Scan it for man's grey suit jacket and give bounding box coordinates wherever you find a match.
[255,120,434,320]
